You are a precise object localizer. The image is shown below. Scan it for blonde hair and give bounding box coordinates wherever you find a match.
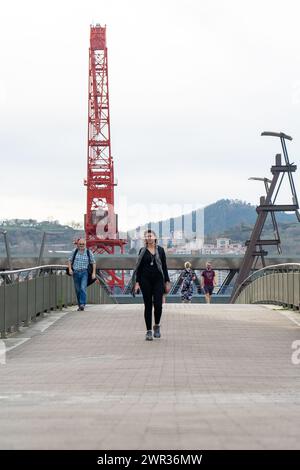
[184,261,191,269]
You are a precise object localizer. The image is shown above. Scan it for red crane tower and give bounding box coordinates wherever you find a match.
[84,24,126,291]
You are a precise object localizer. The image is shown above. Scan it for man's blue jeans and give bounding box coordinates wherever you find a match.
[73,269,88,306]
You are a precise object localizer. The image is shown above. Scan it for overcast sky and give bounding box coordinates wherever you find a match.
[1,0,300,230]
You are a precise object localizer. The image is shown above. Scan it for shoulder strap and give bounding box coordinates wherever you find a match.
[132,246,147,280]
[71,248,78,267]
[87,249,91,262]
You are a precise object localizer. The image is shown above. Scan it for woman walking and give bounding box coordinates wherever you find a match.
[133,230,170,341]
[180,261,196,303]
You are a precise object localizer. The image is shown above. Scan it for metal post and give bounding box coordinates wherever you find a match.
[0,231,12,270]
[1,278,7,339]
[38,232,46,266]
[16,275,20,332]
[26,273,30,327]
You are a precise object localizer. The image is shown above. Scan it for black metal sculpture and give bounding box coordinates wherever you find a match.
[230,131,300,302]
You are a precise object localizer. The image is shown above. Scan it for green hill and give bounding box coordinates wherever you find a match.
[204,199,296,236]
[1,200,299,255]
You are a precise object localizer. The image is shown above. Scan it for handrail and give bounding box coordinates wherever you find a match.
[0,264,67,275]
[0,264,110,294]
[232,262,300,304]
[0,264,116,338]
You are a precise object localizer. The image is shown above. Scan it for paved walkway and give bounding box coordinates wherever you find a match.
[1,303,300,449]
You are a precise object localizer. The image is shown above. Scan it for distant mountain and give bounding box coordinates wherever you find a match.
[0,220,84,255]
[1,201,298,256]
[204,199,296,237]
[125,198,297,242]
[204,199,300,255]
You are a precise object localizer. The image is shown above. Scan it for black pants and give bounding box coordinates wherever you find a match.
[140,274,164,331]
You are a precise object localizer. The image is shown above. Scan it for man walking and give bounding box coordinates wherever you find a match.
[201,262,216,304]
[67,238,96,311]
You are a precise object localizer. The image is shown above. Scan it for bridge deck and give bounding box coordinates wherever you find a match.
[1,303,300,449]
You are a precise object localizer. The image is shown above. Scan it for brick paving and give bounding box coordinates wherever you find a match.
[0,303,300,449]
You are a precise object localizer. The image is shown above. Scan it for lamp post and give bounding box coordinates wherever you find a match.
[38,231,71,265]
[0,230,12,270]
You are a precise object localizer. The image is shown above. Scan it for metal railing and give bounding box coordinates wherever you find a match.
[0,265,116,338]
[233,263,300,308]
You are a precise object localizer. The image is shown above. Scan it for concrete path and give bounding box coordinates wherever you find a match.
[0,303,300,449]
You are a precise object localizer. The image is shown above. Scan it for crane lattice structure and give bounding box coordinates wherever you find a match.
[84,25,126,291]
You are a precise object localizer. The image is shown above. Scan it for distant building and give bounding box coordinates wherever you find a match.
[216,238,230,250]
[127,209,204,252]
[202,239,246,255]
